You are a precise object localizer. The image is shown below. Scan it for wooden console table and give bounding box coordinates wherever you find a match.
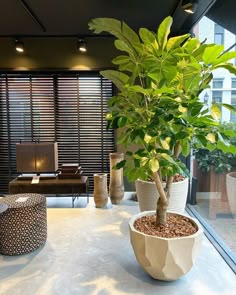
[8,176,89,208]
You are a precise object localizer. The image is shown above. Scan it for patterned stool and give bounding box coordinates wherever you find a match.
[0,193,47,255]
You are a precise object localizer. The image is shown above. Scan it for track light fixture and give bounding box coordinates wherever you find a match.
[15,39,24,53]
[77,38,87,53]
[182,0,198,14]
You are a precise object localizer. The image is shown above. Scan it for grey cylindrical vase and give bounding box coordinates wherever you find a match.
[109,152,124,204]
[93,173,108,208]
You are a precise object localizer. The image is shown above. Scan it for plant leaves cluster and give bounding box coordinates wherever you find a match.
[89,16,236,182]
[194,122,236,173]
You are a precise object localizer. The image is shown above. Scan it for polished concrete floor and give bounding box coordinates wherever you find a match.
[0,195,236,295]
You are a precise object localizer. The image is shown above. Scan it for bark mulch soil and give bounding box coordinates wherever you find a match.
[134,213,198,238]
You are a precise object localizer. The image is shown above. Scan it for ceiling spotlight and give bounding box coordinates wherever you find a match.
[182,0,198,14]
[77,39,87,53]
[15,40,24,53]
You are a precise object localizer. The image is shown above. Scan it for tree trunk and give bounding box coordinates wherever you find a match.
[152,171,168,225]
[152,141,181,225]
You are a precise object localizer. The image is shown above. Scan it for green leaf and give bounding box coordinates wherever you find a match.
[161,139,170,150]
[201,73,213,88]
[118,117,127,127]
[144,134,152,144]
[206,133,216,144]
[214,64,236,75]
[89,18,140,54]
[140,157,149,166]
[112,55,131,65]
[223,130,236,137]
[106,113,112,120]
[128,85,151,96]
[157,16,173,50]
[135,148,146,156]
[210,104,221,120]
[190,102,204,116]
[217,141,236,154]
[89,18,121,35]
[122,21,140,44]
[195,117,219,126]
[100,70,129,90]
[203,45,224,64]
[112,56,135,72]
[115,160,126,169]
[166,33,189,51]
[161,153,176,165]
[221,103,236,113]
[149,158,159,172]
[176,131,189,140]
[114,40,134,55]
[181,138,190,157]
[212,51,236,66]
[125,167,138,182]
[117,131,129,144]
[183,38,200,53]
[139,28,156,45]
[192,44,209,61]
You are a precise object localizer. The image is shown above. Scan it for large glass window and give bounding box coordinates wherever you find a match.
[0,72,115,193]
[191,17,236,261]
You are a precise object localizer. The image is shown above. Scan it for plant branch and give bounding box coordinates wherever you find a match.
[152,171,168,225]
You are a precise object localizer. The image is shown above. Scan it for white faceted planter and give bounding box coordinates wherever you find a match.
[129,211,203,281]
[135,178,189,214]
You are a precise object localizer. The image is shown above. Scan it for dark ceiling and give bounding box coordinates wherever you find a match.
[0,0,234,38]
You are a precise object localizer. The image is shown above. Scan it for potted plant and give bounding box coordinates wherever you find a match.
[89,16,236,280]
[193,121,236,205]
[226,172,236,214]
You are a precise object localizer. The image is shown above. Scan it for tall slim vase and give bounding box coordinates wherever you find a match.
[93,173,108,208]
[109,152,124,204]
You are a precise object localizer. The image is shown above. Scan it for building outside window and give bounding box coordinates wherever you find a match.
[214,23,224,45]
[231,79,236,122]
[212,78,223,111]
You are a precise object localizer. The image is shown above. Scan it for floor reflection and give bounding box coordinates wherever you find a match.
[193,192,236,254]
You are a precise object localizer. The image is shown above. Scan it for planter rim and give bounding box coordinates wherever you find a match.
[129,210,203,240]
[94,173,107,177]
[227,172,236,178]
[110,152,124,155]
[135,177,189,185]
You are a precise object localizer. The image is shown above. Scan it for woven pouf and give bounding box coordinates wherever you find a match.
[0,193,47,256]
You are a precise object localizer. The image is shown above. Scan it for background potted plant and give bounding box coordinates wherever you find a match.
[89,16,236,280]
[135,173,188,213]
[193,121,236,214]
[226,171,236,214]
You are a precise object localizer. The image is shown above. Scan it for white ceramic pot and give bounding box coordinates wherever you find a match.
[129,211,203,281]
[135,178,189,214]
[135,179,158,212]
[226,172,236,214]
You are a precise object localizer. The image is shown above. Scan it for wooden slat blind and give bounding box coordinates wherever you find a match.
[0,72,115,193]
